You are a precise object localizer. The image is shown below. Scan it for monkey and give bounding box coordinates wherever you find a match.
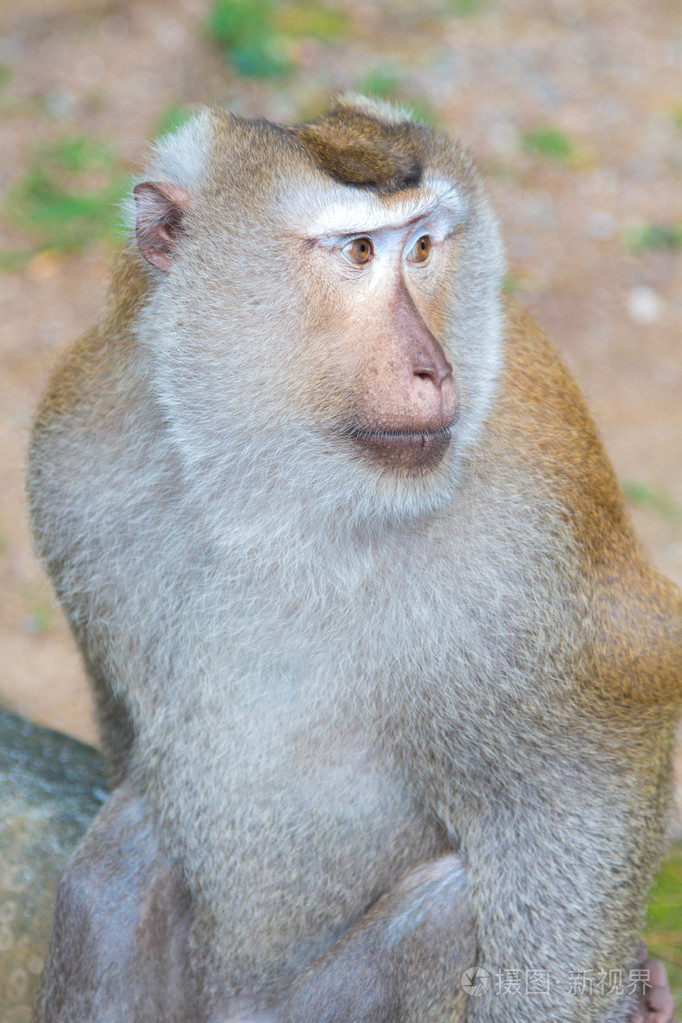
[26,95,681,1022]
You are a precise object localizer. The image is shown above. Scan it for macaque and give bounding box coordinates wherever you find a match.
[27,96,681,1022]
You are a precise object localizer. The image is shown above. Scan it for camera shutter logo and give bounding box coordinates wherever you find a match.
[461,966,491,996]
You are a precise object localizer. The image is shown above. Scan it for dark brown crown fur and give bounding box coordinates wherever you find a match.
[291,102,425,193]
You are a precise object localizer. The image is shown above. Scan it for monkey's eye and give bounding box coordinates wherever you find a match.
[409,235,432,263]
[342,237,374,265]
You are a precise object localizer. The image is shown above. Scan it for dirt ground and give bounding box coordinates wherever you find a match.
[0,0,680,766]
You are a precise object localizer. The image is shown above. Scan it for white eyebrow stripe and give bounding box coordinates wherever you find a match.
[305,179,464,237]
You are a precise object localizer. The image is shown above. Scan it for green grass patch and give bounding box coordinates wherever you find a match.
[277,4,347,40]
[502,274,525,296]
[521,125,575,161]
[621,479,682,521]
[205,0,290,78]
[205,0,347,79]
[443,0,486,13]
[645,843,682,1003]
[4,134,129,255]
[624,222,682,253]
[0,246,33,272]
[403,97,439,127]
[355,65,404,100]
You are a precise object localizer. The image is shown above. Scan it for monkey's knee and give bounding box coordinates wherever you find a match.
[34,832,129,1021]
[283,852,474,1023]
[391,853,475,1014]
[34,785,196,1023]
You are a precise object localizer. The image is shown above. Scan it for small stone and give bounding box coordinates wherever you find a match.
[43,89,78,118]
[627,286,664,325]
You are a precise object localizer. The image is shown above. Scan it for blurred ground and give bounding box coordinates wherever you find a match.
[0,0,681,998]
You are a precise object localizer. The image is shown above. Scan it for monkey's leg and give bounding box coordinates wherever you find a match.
[33,783,197,1023]
[35,787,468,1023]
[279,853,475,1023]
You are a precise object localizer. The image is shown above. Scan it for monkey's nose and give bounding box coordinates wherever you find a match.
[413,358,453,388]
[410,351,457,427]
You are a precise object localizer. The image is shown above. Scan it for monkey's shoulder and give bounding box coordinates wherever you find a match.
[27,253,158,562]
[490,300,682,704]
[31,251,148,437]
[493,300,623,523]
[491,299,639,565]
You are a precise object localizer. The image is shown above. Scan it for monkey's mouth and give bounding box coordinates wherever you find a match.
[349,426,452,472]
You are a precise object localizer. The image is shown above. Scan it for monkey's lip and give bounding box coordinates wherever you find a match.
[349,425,452,471]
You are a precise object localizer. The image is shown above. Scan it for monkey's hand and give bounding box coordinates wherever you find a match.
[632,946,675,1023]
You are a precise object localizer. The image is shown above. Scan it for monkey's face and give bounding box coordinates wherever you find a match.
[133,101,506,521]
[294,189,461,477]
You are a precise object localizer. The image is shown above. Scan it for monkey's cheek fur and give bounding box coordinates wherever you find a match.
[351,428,452,472]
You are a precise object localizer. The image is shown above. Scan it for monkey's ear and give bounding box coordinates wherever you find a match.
[133,181,190,272]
